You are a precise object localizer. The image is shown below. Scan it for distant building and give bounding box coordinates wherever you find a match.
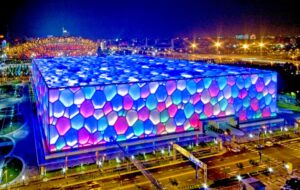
[62,27,70,37]
[235,34,249,40]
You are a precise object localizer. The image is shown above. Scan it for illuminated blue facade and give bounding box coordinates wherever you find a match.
[32,55,277,152]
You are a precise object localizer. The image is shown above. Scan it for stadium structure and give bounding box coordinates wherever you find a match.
[31,55,277,169]
[6,37,97,59]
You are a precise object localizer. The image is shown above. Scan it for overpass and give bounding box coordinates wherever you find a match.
[172,143,207,184]
[113,138,164,190]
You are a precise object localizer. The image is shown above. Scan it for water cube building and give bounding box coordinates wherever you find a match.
[32,55,277,154]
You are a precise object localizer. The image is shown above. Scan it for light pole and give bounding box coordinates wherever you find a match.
[242,44,249,55]
[5,169,8,189]
[268,167,273,173]
[191,43,197,54]
[22,175,25,185]
[259,42,265,56]
[214,41,222,55]
[237,175,242,188]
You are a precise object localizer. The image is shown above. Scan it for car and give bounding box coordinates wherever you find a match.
[274,140,282,145]
[230,147,241,152]
[255,144,264,149]
[265,141,274,147]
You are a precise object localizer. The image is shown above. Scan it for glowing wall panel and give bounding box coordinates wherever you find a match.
[32,55,277,153]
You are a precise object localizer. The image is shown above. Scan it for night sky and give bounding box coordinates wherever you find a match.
[1,0,300,39]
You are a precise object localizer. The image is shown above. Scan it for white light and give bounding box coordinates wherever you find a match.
[161,149,165,154]
[131,155,135,160]
[269,130,273,134]
[249,133,254,138]
[22,175,25,180]
[284,164,289,169]
[62,168,66,173]
[116,157,121,163]
[268,167,273,173]
[98,161,102,166]
[237,175,242,181]
[214,139,218,144]
[202,183,208,188]
[284,127,288,132]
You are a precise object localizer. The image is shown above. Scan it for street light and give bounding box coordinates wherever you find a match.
[284,164,289,169]
[242,44,249,55]
[214,41,222,54]
[22,175,25,185]
[242,44,249,50]
[191,43,197,49]
[190,43,197,53]
[97,160,102,167]
[237,175,242,188]
[268,167,273,173]
[259,42,265,48]
[202,183,208,189]
[214,42,221,48]
[258,42,265,56]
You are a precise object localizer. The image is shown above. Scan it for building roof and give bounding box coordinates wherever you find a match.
[33,55,274,88]
[243,177,266,189]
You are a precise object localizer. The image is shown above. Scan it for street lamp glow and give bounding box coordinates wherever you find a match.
[259,42,265,48]
[284,164,289,169]
[242,44,249,50]
[191,43,197,49]
[214,42,221,48]
[202,183,208,188]
[214,139,218,144]
[237,175,242,181]
[131,155,135,160]
[249,133,254,138]
[268,167,273,173]
[284,127,288,132]
[22,175,25,180]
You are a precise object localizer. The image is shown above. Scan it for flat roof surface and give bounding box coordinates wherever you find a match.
[33,55,273,88]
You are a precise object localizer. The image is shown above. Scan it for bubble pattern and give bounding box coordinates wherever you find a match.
[32,56,277,153]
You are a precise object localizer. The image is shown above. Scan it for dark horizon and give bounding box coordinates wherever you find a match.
[1,0,300,39]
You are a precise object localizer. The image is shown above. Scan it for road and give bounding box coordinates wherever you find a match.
[9,138,300,189]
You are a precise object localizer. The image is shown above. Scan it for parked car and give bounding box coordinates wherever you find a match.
[255,144,264,149]
[230,147,241,152]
